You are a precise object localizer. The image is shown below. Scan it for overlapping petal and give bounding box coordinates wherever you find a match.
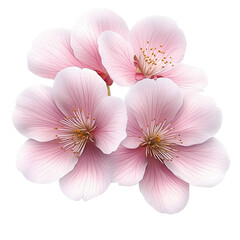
[161,64,208,93]
[125,78,183,128]
[139,157,189,214]
[111,146,147,185]
[130,16,186,63]
[17,139,77,183]
[98,31,136,86]
[93,96,127,154]
[172,94,222,146]
[28,29,83,79]
[13,85,64,142]
[165,138,230,187]
[53,67,107,117]
[59,143,111,200]
[71,9,129,73]
[121,109,143,149]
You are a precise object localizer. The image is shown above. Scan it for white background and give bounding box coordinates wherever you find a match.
[1,0,239,239]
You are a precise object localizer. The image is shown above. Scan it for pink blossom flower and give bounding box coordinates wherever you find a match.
[13,67,127,200]
[98,16,207,92]
[111,78,229,213]
[28,9,129,85]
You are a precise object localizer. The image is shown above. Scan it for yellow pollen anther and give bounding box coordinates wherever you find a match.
[156,135,161,142]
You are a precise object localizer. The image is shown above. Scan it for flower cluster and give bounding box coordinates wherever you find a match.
[13,9,229,213]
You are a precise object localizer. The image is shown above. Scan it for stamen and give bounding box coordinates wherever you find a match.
[137,41,174,78]
[140,119,181,163]
[54,108,96,158]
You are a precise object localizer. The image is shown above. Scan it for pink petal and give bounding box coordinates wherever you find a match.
[13,85,64,142]
[161,64,208,93]
[165,138,230,187]
[93,96,127,154]
[17,139,78,183]
[98,31,137,86]
[53,67,107,117]
[130,16,186,63]
[28,29,83,79]
[121,109,143,149]
[71,9,129,73]
[125,78,183,129]
[172,94,222,146]
[59,143,111,200]
[111,146,147,185]
[139,158,189,214]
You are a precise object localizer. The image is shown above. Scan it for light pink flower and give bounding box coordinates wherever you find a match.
[28,9,129,85]
[13,67,127,200]
[98,16,207,92]
[111,78,229,213]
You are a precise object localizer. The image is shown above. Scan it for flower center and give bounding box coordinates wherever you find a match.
[54,108,96,158]
[140,119,183,163]
[134,41,174,78]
